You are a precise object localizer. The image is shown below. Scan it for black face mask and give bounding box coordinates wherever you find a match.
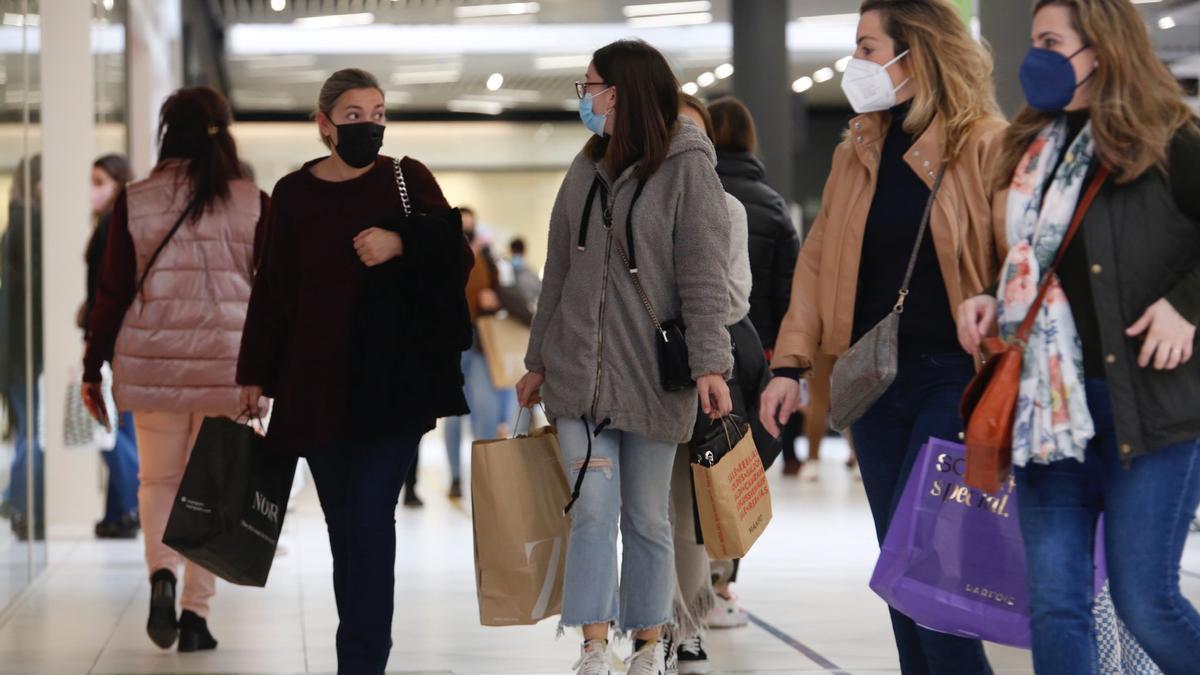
[333,122,385,169]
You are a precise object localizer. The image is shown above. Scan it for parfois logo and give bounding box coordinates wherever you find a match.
[253,491,280,527]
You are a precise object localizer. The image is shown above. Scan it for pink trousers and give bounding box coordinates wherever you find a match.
[133,411,216,617]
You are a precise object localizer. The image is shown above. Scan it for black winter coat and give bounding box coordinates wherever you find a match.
[347,208,472,444]
[715,152,799,348]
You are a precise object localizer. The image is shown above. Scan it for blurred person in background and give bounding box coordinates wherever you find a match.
[0,154,43,541]
[83,87,268,653]
[441,206,515,500]
[665,92,774,674]
[707,96,805,478]
[505,237,542,320]
[82,153,140,540]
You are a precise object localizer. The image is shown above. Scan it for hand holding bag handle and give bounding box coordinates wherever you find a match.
[961,165,1111,492]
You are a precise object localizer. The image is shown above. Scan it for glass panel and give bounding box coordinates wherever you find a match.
[0,0,45,612]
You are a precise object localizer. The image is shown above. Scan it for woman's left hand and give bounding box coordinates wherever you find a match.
[1126,298,1197,370]
[354,228,404,267]
[697,374,733,420]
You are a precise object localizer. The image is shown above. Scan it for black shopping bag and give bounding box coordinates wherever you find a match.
[163,417,297,587]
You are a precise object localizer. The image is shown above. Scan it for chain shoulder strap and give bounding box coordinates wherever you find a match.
[611,236,665,334]
[393,157,412,218]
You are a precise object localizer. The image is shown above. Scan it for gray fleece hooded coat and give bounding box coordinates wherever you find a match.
[525,118,734,444]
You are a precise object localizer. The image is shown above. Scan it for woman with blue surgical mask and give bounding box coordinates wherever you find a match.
[516,39,735,675]
[957,1,1200,673]
[760,1,1007,672]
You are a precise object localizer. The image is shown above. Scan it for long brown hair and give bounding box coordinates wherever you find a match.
[583,40,680,181]
[157,86,243,220]
[858,0,1002,161]
[708,96,758,155]
[995,0,1197,188]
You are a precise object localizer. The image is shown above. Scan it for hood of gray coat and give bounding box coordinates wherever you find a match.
[593,116,718,179]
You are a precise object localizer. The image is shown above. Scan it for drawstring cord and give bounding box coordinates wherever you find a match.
[563,416,611,515]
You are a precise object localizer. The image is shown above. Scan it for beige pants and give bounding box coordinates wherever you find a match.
[134,411,216,617]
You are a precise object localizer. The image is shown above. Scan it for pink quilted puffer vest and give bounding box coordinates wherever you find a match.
[112,161,260,417]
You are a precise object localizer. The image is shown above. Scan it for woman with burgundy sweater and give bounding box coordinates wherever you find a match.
[237,69,471,675]
[82,87,268,653]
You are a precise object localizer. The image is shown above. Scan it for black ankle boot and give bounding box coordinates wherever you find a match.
[147,569,178,649]
[178,610,218,652]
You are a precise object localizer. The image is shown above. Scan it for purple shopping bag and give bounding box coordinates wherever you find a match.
[869,437,1031,648]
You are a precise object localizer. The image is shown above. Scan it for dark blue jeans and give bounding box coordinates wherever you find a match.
[100,412,139,524]
[307,431,422,675]
[851,352,994,675]
[1015,379,1200,675]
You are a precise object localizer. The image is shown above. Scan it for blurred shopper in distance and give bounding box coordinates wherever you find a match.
[666,92,766,674]
[506,237,542,319]
[82,153,141,540]
[759,1,1007,673]
[0,155,44,541]
[708,96,806,476]
[82,87,268,653]
[516,40,734,675]
[237,68,471,675]
[441,206,516,500]
[957,1,1200,672]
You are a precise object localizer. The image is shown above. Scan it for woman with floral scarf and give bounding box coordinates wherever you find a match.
[957,2,1200,673]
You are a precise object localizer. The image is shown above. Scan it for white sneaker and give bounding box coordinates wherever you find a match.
[573,639,612,675]
[625,639,667,675]
[706,593,749,629]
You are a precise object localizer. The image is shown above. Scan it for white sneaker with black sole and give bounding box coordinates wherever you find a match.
[573,639,612,675]
[676,634,711,674]
[625,638,667,675]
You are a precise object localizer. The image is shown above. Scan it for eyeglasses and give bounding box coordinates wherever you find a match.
[574,81,607,100]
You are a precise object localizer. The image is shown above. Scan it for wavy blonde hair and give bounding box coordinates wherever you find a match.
[859,0,1002,161]
[995,0,1197,189]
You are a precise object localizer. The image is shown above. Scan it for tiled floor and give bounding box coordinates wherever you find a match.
[1,437,1198,674]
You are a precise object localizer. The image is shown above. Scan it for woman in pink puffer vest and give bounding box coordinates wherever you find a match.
[81,86,268,654]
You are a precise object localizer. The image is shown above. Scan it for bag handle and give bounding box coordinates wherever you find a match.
[511,404,548,438]
[1012,166,1111,346]
[894,164,947,314]
[392,157,412,218]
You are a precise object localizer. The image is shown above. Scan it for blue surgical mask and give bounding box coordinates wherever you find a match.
[1019,46,1094,113]
[512,254,525,270]
[579,88,612,137]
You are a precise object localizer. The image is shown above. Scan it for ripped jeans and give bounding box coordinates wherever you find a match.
[556,418,678,634]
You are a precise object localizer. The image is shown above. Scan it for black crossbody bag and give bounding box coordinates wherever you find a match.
[579,175,693,392]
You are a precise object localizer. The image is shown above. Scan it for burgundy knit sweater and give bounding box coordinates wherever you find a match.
[237,155,459,455]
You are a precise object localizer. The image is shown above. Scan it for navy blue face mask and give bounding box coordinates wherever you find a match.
[1019,46,1094,113]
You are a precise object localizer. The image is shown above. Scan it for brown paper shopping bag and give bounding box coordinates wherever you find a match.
[691,424,773,560]
[471,423,570,626]
[475,315,531,389]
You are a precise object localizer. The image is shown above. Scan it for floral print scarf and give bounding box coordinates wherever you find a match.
[998,117,1096,467]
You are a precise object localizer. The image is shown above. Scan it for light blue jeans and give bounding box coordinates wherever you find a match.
[556,417,677,633]
[444,348,517,481]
